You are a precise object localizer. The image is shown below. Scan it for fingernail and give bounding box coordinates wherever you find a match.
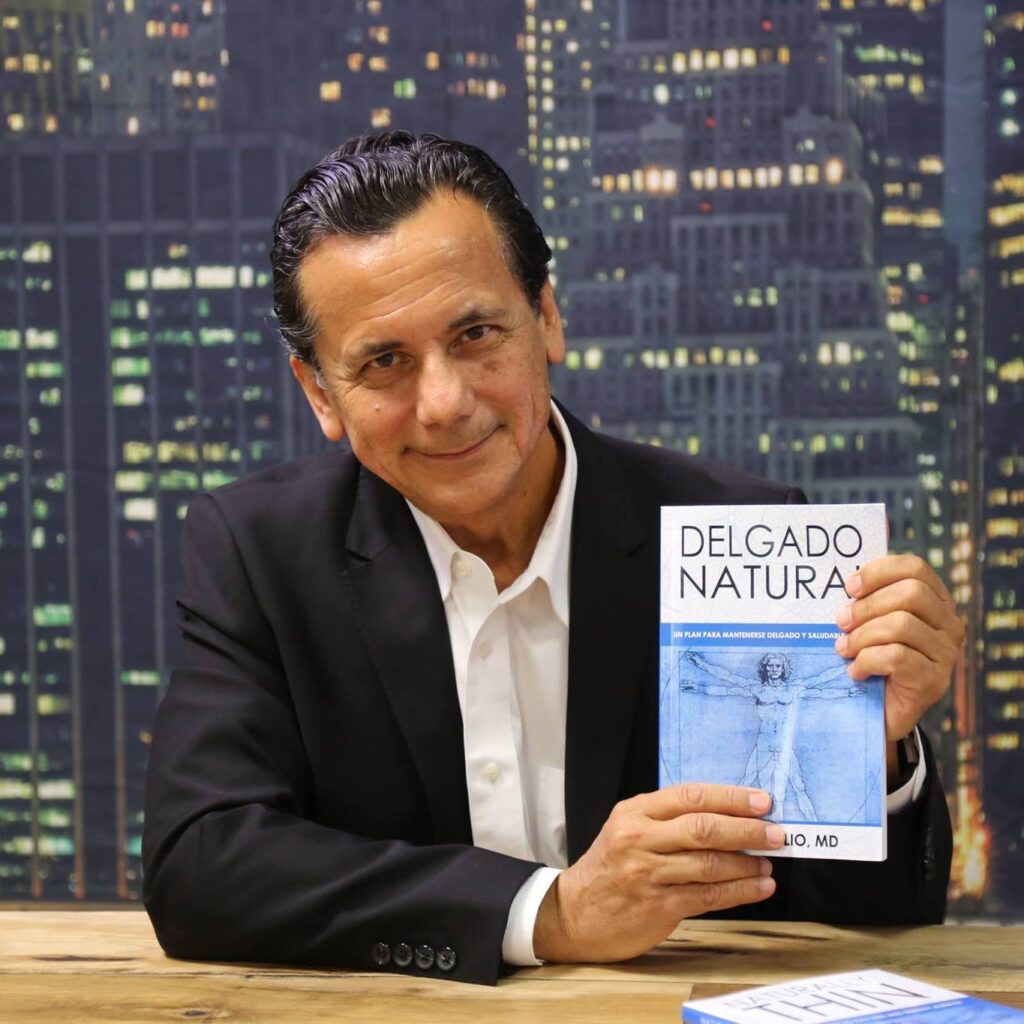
[760,858,773,877]
[758,877,776,895]
[749,792,771,813]
[835,634,848,654]
[836,605,853,630]
[765,824,786,846]
[846,573,863,597]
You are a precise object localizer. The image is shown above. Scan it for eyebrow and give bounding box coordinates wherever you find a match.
[346,305,510,364]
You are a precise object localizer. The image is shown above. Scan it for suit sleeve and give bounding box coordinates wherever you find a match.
[779,481,952,922]
[142,492,539,985]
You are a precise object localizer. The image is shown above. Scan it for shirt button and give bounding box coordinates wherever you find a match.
[484,762,501,782]
[478,640,493,659]
[414,944,436,970]
[454,559,471,579]
[437,947,458,972]
[393,942,413,967]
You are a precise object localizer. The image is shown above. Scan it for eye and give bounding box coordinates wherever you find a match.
[369,352,397,370]
[462,324,493,343]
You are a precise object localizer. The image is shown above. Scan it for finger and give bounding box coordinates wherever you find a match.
[836,610,945,665]
[635,782,772,822]
[846,643,933,684]
[650,850,772,887]
[846,554,949,605]
[653,812,786,853]
[838,577,954,634]
[671,875,777,917]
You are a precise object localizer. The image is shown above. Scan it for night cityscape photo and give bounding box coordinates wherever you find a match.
[0,0,1021,919]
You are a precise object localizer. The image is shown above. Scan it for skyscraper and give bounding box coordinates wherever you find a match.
[543,0,929,551]
[222,0,530,190]
[818,0,991,896]
[92,0,226,137]
[0,133,320,898]
[1,0,94,138]
[981,0,1024,916]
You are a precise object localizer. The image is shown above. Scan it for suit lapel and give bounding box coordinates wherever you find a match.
[341,465,473,845]
[562,413,655,864]
[338,413,657,864]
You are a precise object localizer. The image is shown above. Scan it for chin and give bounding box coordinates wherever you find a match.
[412,480,506,521]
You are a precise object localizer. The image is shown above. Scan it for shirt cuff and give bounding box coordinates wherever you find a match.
[886,727,927,814]
[501,866,562,966]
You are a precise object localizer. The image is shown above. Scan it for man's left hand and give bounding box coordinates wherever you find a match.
[835,554,964,741]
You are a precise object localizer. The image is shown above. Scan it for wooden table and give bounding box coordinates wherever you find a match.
[2,912,1022,1022]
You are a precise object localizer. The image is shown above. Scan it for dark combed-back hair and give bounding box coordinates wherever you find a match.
[271,131,552,376]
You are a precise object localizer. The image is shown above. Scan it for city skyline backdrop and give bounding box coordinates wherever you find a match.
[0,0,1021,918]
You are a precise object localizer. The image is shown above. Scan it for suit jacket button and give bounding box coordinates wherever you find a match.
[371,942,391,966]
[436,947,458,972]
[414,944,435,970]
[393,942,413,967]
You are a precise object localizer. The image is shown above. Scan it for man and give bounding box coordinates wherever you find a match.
[142,132,961,985]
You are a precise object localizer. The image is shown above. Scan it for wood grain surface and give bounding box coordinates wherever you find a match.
[1,912,1021,1023]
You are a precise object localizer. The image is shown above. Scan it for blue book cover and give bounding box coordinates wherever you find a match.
[659,504,888,861]
[682,969,1024,1022]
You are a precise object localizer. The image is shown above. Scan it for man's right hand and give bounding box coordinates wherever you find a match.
[532,783,783,963]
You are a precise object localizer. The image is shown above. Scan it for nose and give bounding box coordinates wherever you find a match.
[415,352,475,428]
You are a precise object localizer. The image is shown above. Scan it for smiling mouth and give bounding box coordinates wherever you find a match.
[417,428,497,461]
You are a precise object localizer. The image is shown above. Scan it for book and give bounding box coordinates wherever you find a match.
[659,504,888,861]
[681,969,1024,1022]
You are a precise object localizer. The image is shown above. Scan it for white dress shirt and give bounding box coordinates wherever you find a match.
[408,401,925,967]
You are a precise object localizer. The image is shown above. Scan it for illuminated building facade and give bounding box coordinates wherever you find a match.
[820,0,957,554]
[0,134,319,898]
[981,0,1024,915]
[1,0,94,138]
[819,0,983,875]
[222,0,529,189]
[92,0,225,137]
[523,0,617,288]
[545,0,930,550]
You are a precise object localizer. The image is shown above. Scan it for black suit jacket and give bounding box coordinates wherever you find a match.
[142,408,952,985]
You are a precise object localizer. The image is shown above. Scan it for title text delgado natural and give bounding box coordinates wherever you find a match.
[678,522,863,601]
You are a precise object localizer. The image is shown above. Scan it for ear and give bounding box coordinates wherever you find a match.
[289,354,346,443]
[537,280,566,366]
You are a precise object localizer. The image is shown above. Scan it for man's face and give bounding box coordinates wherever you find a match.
[765,658,785,683]
[290,190,565,529]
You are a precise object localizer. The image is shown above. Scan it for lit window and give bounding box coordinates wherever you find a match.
[371,107,391,127]
[426,51,440,70]
[320,80,342,101]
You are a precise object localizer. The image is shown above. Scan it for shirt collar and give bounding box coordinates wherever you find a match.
[407,401,577,628]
